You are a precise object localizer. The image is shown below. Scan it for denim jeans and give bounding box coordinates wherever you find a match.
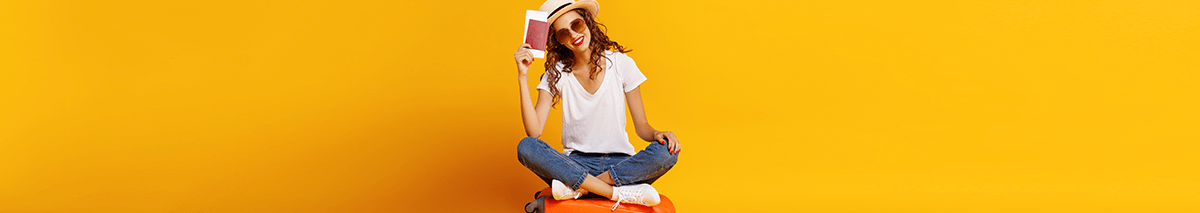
[516,137,678,190]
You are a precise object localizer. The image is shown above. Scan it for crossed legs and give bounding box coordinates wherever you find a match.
[516,137,678,200]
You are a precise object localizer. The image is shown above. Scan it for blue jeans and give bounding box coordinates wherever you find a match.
[516,137,679,190]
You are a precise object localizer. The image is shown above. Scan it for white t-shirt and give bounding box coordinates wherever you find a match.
[537,51,647,156]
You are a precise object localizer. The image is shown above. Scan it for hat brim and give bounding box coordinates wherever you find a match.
[546,0,599,26]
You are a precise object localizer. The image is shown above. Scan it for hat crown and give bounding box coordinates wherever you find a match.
[537,0,599,24]
[539,0,576,13]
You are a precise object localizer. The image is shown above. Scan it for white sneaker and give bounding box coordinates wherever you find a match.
[609,184,660,210]
[550,179,585,200]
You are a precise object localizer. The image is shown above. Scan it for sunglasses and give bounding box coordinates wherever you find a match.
[554,18,587,43]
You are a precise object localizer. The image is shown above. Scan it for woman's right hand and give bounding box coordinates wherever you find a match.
[514,43,535,77]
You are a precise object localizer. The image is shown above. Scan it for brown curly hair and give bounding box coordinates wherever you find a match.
[544,8,632,108]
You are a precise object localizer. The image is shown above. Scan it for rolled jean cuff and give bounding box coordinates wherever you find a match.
[607,165,628,186]
[567,173,588,191]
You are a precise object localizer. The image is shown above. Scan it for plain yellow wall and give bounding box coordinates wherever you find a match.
[2,0,1198,212]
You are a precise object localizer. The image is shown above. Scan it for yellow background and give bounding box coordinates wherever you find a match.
[2,0,1197,212]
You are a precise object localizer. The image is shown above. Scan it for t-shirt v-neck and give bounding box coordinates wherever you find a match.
[566,60,610,97]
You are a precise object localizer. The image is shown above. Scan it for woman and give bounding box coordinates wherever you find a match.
[513,0,681,210]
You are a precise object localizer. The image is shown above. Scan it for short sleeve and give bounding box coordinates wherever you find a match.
[617,53,647,92]
[535,71,552,92]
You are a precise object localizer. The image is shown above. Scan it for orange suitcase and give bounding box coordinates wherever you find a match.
[526,187,676,213]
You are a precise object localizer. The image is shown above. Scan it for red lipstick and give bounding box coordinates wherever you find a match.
[572,36,584,46]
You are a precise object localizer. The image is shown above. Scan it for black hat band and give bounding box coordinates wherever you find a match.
[548,3,572,19]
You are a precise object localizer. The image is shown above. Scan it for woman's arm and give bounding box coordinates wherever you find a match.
[519,81,554,137]
[515,44,554,137]
[626,86,681,154]
[625,86,658,141]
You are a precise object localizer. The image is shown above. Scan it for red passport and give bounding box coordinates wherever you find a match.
[523,10,549,58]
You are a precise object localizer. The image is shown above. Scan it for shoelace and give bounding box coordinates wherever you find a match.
[609,188,645,211]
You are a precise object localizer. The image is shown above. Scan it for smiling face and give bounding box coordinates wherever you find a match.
[552,10,590,54]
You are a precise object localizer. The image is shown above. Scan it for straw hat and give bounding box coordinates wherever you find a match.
[539,0,600,25]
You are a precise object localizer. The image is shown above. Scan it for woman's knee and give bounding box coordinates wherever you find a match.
[516,137,544,158]
[648,142,679,167]
[659,151,679,167]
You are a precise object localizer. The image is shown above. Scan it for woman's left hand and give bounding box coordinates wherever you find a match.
[654,131,681,154]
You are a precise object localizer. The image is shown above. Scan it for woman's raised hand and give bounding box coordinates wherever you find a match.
[514,43,535,77]
[654,131,681,155]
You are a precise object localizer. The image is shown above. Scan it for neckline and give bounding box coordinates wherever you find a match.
[568,56,612,97]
